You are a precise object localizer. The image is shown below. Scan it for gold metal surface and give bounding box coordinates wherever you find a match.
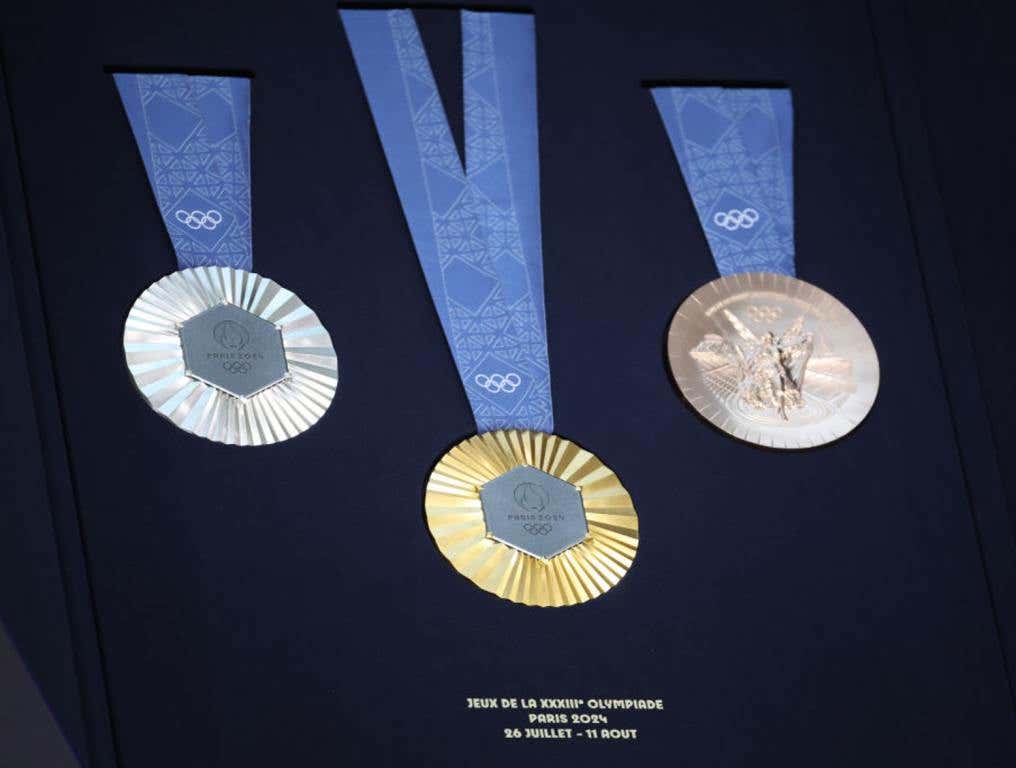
[425,430,638,607]
[668,272,878,449]
[124,266,338,445]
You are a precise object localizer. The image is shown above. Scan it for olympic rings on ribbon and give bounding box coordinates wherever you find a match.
[523,522,553,536]
[474,372,522,394]
[222,360,251,375]
[712,207,759,231]
[175,209,224,230]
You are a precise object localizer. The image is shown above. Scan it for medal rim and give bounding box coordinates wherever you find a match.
[123,266,338,446]
[667,271,880,450]
[424,429,639,607]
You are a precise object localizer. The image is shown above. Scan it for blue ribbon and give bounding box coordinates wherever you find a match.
[651,87,795,276]
[341,9,553,433]
[114,73,253,270]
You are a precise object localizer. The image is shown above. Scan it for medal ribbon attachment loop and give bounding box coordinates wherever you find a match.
[655,87,879,447]
[116,71,338,446]
[651,87,795,277]
[341,9,553,433]
[114,73,253,270]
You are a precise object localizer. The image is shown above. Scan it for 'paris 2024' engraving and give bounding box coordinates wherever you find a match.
[180,303,288,398]
[479,466,587,560]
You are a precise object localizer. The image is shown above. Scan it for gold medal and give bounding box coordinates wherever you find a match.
[124,266,338,445]
[668,272,878,449]
[425,430,638,607]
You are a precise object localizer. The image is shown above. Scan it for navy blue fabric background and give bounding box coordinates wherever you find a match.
[1,1,1014,766]
[901,0,1016,534]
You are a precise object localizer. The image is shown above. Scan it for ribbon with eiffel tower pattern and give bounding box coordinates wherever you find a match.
[651,87,794,276]
[341,8,552,433]
[114,72,253,270]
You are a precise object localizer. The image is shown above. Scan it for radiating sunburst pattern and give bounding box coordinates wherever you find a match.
[124,267,338,445]
[425,430,638,607]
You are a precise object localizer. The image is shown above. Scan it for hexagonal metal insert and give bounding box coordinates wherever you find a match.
[479,465,588,560]
[179,303,288,398]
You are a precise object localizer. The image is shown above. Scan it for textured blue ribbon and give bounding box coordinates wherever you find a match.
[652,87,795,276]
[114,73,253,270]
[341,9,553,433]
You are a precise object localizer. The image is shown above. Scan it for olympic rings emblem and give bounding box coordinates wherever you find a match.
[175,209,224,230]
[746,305,782,323]
[222,360,251,375]
[713,208,759,231]
[523,522,553,536]
[474,372,522,394]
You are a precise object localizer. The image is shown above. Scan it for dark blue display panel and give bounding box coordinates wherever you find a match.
[0,1,1013,766]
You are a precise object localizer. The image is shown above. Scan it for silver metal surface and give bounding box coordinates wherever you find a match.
[124,266,338,446]
[179,303,288,398]
[479,465,588,560]
[668,272,879,449]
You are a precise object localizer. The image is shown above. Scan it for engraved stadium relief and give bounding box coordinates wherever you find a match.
[689,306,854,425]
